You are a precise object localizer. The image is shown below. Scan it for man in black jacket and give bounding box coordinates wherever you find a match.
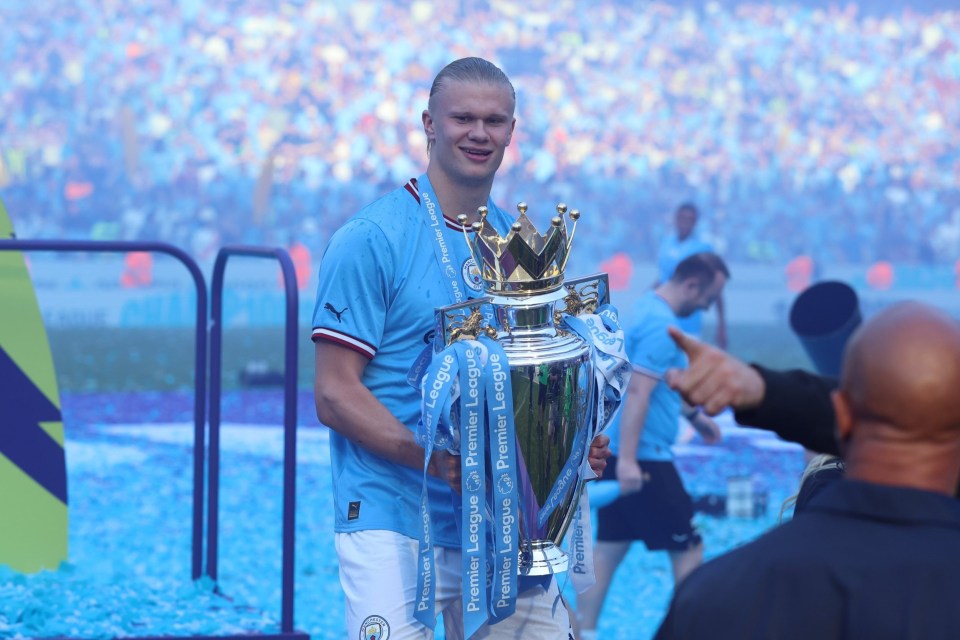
[663,323,960,497]
[655,302,960,639]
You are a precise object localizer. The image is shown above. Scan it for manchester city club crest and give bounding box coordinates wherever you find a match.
[360,615,389,640]
[462,257,483,292]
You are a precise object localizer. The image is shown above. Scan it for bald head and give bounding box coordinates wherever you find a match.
[834,302,960,494]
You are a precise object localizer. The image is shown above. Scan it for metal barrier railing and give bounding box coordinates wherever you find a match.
[0,239,308,639]
[0,239,208,581]
[208,246,300,636]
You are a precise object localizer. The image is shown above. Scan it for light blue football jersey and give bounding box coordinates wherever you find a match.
[607,290,686,462]
[312,177,511,547]
[656,233,714,335]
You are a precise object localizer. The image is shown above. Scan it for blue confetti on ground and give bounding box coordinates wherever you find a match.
[1,391,806,639]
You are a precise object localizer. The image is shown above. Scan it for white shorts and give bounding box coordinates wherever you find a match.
[336,530,572,640]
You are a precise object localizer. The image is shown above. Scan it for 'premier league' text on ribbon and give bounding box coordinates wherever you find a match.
[457,343,489,629]
[483,343,519,618]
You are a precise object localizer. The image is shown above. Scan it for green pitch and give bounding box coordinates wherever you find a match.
[47,324,813,393]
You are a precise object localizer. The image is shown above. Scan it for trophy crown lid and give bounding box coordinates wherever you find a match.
[461,202,581,295]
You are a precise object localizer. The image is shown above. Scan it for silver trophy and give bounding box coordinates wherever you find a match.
[435,203,609,576]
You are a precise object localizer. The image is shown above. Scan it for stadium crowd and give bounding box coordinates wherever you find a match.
[1,0,958,268]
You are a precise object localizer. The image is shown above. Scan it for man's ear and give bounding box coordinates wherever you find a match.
[832,389,853,452]
[505,118,516,145]
[682,278,702,297]
[422,109,435,140]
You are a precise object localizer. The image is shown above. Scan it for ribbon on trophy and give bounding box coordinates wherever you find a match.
[414,334,520,635]
[562,303,631,433]
[454,341,489,631]
[413,347,457,627]
[556,302,631,592]
[480,334,520,627]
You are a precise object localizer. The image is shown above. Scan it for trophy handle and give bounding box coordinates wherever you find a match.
[434,296,493,350]
[560,273,610,309]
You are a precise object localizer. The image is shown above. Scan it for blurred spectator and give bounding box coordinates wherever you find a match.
[654,202,728,348]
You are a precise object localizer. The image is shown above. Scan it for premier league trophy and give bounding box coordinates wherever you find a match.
[414,203,629,632]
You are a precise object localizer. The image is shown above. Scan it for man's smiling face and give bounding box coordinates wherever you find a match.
[423,78,516,190]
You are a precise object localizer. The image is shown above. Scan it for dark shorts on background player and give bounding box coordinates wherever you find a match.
[596,456,702,551]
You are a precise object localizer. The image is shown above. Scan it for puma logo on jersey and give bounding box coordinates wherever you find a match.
[324,302,348,322]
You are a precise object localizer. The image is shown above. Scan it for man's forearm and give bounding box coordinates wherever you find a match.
[618,400,646,461]
[734,365,840,455]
